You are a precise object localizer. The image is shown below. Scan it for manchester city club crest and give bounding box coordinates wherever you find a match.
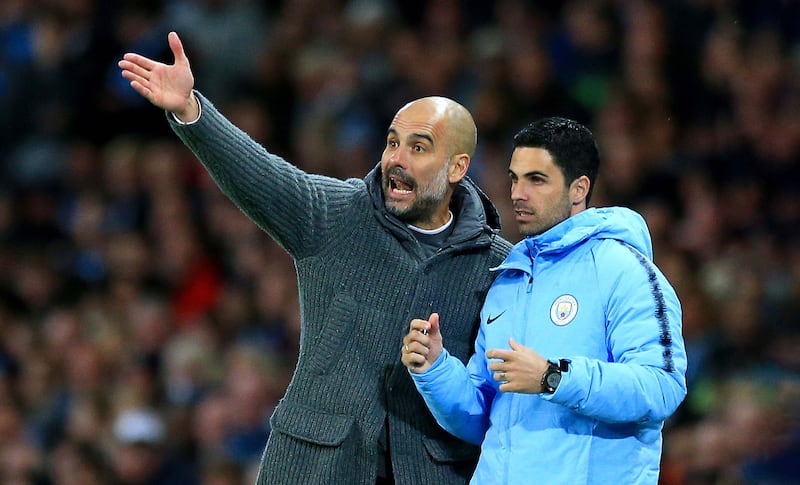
[550,294,578,326]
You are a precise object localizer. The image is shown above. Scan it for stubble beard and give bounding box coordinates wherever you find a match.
[386,158,451,226]
[519,191,573,237]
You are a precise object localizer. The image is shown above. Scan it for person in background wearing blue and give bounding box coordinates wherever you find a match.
[401,117,687,484]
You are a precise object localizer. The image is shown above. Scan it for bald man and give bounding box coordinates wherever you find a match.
[119,32,511,484]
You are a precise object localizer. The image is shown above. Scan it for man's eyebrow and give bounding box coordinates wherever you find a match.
[509,169,549,179]
[386,128,434,145]
[409,133,434,145]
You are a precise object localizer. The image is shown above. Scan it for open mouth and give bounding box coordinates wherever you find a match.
[389,175,414,195]
[386,168,416,199]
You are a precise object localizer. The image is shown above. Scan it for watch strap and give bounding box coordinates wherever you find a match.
[541,359,571,394]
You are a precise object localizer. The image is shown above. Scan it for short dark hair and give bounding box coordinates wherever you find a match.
[512,117,600,204]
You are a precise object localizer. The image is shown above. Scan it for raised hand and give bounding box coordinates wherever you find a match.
[401,313,444,373]
[118,31,197,121]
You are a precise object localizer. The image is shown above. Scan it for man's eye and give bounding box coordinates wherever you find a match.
[414,145,425,152]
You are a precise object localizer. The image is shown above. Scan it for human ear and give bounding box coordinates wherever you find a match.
[570,176,590,206]
[448,154,470,183]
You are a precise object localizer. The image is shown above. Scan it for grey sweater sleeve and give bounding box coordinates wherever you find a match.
[167,92,358,258]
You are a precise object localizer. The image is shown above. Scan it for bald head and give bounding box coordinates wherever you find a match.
[398,96,477,158]
[380,96,477,229]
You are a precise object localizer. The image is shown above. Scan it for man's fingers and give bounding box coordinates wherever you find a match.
[402,339,431,373]
[403,331,429,355]
[120,68,149,88]
[425,312,440,336]
[405,341,428,357]
[486,348,513,360]
[168,31,189,66]
[119,67,153,99]
[121,53,157,71]
[409,318,431,335]
[498,382,514,393]
[121,61,153,82]
[127,80,152,99]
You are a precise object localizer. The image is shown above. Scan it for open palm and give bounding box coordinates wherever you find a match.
[118,32,195,117]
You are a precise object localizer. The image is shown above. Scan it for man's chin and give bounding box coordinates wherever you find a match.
[388,205,431,226]
[385,201,410,219]
[518,225,540,237]
[386,196,442,226]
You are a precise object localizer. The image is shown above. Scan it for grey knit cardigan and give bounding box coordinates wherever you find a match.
[169,93,512,485]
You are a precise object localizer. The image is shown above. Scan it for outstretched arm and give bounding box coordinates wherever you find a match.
[118,31,198,122]
[119,32,356,259]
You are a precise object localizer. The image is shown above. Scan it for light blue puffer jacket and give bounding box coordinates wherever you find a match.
[411,207,687,485]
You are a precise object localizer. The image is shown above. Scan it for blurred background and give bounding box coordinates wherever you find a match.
[0,0,798,484]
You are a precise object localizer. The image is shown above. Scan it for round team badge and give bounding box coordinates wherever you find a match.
[550,294,578,326]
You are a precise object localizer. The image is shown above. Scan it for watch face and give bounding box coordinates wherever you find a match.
[546,371,561,389]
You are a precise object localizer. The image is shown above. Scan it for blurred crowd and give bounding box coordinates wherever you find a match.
[0,0,798,484]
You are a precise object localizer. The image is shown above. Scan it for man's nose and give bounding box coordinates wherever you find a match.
[511,183,525,201]
[387,147,407,168]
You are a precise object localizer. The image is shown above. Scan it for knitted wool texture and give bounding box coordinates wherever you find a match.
[170,93,512,485]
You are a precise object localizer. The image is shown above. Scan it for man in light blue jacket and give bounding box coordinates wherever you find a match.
[401,117,687,484]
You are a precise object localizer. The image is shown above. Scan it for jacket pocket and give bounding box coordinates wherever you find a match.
[270,401,355,446]
[421,435,480,463]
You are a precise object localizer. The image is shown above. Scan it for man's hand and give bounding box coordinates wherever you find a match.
[401,313,444,373]
[118,31,198,121]
[486,338,548,393]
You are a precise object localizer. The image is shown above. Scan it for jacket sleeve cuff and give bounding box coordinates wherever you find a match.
[409,349,450,384]
[169,90,203,125]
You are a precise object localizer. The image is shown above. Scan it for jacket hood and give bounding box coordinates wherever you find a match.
[500,207,653,269]
[364,163,504,237]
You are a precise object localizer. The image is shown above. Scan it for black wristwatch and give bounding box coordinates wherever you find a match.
[541,359,570,394]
